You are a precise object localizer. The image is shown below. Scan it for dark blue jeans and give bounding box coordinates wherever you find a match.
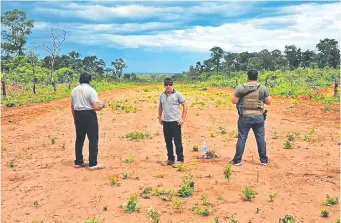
[233,115,268,163]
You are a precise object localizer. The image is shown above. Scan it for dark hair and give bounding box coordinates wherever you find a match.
[247,70,258,81]
[79,72,92,84]
[163,77,173,85]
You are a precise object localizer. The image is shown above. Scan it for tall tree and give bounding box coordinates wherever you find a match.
[69,51,82,73]
[284,45,302,70]
[195,61,203,73]
[82,56,98,74]
[258,49,274,70]
[203,58,214,72]
[1,9,34,56]
[247,56,262,71]
[223,52,237,75]
[69,50,80,60]
[271,49,286,70]
[209,46,224,74]
[237,51,250,71]
[301,50,316,68]
[111,58,127,79]
[316,38,340,68]
[96,59,106,75]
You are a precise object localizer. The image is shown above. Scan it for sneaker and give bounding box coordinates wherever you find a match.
[74,162,88,168]
[88,164,105,171]
[260,160,270,166]
[172,161,184,168]
[229,159,242,166]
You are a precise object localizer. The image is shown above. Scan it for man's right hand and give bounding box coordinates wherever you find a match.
[159,117,163,125]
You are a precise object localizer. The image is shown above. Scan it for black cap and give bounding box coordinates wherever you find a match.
[164,77,173,85]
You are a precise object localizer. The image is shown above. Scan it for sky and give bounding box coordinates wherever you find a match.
[1,0,340,73]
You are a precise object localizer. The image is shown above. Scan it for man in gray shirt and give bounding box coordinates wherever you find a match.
[158,78,188,167]
[230,70,271,166]
[71,72,106,170]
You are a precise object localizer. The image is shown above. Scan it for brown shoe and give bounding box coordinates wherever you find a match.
[88,164,105,171]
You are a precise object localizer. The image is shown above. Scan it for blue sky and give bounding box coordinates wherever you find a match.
[1,1,340,73]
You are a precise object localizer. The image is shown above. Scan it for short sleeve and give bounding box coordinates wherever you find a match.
[70,89,76,105]
[89,89,99,104]
[177,92,185,104]
[262,86,270,98]
[233,85,244,98]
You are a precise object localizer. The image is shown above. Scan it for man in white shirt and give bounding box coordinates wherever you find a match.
[71,72,106,170]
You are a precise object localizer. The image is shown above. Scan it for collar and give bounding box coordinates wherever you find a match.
[164,89,176,95]
[244,82,260,86]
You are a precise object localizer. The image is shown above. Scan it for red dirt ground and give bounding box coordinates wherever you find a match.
[1,85,340,223]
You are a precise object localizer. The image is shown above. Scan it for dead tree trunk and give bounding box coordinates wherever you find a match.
[52,81,56,92]
[334,78,339,97]
[1,79,6,97]
[41,28,66,93]
[33,78,37,94]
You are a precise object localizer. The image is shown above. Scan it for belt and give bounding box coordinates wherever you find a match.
[242,109,263,115]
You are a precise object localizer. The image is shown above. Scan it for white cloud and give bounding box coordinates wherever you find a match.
[34,3,184,20]
[80,2,339,53]
[32,21,177,36]
[31,2,340,54]
[77,22,177,33]
[32,22,49,30]
[188,2,256,17]
[33,2,254,21]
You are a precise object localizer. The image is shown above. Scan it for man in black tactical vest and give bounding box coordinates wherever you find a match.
[230,70,271,166]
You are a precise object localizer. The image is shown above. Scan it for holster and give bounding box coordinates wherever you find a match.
[263,110,268,121]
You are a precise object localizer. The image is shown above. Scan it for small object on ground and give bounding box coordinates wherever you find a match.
[197,151,220,159]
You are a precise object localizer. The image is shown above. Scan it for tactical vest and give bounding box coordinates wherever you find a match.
[238,82,263,115]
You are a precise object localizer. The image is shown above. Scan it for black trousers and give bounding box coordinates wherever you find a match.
[163,121,184,162]
[74,110,99,167]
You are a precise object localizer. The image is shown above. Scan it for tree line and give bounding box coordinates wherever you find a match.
[1,9,340,97]
[1,9,130,95]
[185,39,340,77]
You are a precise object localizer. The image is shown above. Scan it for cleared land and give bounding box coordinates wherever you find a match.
[1,84,340,223]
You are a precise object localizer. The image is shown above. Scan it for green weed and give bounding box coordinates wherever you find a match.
[242,186,256,201]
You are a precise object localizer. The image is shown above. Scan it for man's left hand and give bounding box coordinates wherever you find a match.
[178,118,185,125]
